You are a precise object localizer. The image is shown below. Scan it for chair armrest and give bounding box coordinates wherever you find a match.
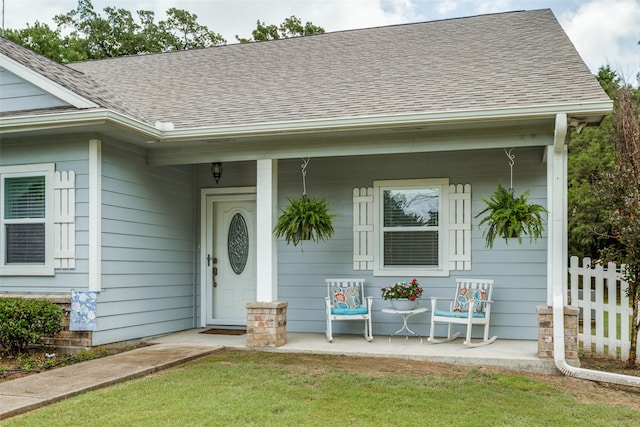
[430,297,453,309]
[325,297,332,310]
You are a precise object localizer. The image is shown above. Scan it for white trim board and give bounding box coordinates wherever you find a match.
[0,54,98,109]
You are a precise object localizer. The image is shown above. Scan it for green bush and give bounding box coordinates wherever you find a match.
[0,298,63,356]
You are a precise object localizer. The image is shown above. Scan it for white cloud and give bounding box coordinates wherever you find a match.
[560,0,640,80]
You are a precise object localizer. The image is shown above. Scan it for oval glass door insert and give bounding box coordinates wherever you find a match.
[228,213,249,275]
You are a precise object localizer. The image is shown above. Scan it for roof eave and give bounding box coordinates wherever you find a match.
[0,109,162,140]
[151,101,614,143]
[0,100,612,143]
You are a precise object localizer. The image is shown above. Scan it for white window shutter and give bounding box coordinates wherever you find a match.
[448,183,471,271]
[353,187,373,270]
[54,170,76,269]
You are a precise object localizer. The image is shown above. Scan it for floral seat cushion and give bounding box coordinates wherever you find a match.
[453,287,487,313]
[330,284,368,315]
[435,309,485,318]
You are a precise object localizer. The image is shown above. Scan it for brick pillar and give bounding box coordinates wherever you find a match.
[536,305,580,367]
[246,301,288,348]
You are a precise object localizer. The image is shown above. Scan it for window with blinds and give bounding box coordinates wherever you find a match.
[3,176,46,264]
[382,187,439,267]
[374,178,449,276]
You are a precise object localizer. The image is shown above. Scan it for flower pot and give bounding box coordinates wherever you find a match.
[390,299,418,311]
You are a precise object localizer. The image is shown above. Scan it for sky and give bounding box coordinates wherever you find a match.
[2,0,639,81]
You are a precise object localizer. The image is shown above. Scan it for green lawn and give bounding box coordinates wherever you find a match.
[4,350,639,426]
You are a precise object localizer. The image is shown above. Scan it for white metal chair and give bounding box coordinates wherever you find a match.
[428,278,497,347]
[325,278,373,342]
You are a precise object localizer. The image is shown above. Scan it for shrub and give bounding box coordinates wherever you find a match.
[0,298,63,356]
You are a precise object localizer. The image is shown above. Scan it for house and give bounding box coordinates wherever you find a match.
[0,9,611,347]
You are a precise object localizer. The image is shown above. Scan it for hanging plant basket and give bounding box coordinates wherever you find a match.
[274,195,336,246]
[475,184,547,248]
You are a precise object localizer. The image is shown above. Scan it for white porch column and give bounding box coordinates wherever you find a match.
[256,159,278,301]
[546,113,568,305]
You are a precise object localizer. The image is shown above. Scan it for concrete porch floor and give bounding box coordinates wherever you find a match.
[145,329,557,375]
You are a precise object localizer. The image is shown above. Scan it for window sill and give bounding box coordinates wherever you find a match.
[0,266,55,276]
[373,267,450,277]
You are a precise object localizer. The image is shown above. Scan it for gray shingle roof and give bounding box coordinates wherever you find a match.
[0,37,150,121]
[4,10,610,129]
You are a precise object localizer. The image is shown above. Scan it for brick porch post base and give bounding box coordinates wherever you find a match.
[536,305,580,367]
[245,301,288,348]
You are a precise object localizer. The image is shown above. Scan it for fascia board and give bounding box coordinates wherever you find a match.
[0,109,161,140]
[1,100,612,143]
[154,101,614,142]
[0,54,98,109]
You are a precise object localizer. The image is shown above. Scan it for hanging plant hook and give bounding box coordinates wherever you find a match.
[300,157,310,196]
[504,148,515,190]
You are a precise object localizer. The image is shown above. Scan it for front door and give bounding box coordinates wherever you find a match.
[205,195,256,325]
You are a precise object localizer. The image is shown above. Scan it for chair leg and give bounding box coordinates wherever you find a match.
[326,317,333,342]
[463,323,497,347]
[364,317,373,342]
[427,320,460,344]
[463,319,474,346]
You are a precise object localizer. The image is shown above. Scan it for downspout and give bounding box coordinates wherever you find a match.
[551,113,640,387]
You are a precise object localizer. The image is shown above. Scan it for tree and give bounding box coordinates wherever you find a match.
[236,15,324,43]
[158,8,226,51]
[4,21,88,63]
[52,0,225,59]
[6,2,323,62]
[568,66,619,258]
[594,84,640,367]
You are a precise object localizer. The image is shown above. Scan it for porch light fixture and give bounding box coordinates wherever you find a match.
[211,162,223,183]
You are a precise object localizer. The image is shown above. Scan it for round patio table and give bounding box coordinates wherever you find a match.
[382,306,429,343]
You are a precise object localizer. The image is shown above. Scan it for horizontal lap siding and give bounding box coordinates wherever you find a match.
[0,137,89,292]
[279,147,548,340]
[0,68,68,113]
[92,140,196,345]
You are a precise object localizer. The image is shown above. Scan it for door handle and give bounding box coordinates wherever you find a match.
[213,267,218,287]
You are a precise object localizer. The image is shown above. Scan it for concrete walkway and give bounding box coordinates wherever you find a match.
[0,343,222,420]
[0,330,555,420]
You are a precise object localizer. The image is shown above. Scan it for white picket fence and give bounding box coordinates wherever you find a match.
[567,256,638,359]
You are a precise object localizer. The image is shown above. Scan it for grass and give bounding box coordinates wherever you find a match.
[4,350,640,426]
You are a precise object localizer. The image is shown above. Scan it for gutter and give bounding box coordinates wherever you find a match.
[552,113,640,388]
[0,109,162,140]
[2,101,612,143]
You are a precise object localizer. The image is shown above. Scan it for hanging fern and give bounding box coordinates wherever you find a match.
[476,184,547,248]
[274,195,336,246]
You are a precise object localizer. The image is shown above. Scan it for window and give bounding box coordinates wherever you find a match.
[0,164,54,275]
[373,179,449,276]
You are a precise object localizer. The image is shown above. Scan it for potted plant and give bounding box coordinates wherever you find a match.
[475,184,547,248]
[381,279,423,310]
[274,194,336,246]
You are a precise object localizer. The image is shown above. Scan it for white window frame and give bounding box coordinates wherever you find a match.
[373,178,449,277]
[0,163,55,276]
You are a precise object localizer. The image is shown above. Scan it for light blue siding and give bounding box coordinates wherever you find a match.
[276,147,548,340]
[0,68,68,112]
[92,140,196,345]
[2,132,549,344]
[0,137,90,292]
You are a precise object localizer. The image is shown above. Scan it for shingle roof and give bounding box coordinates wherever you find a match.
[4,10,610,129]
[0,37,150,121]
